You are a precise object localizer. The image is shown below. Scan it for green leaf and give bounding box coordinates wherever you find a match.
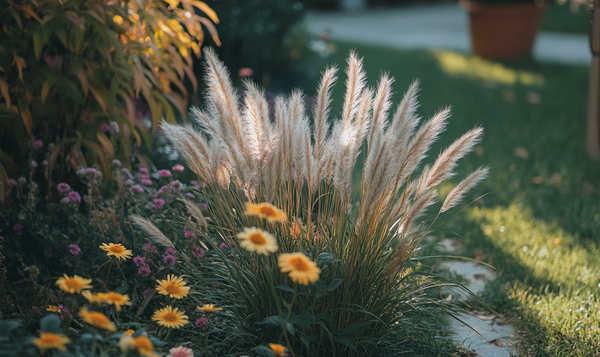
[275,285,294,293]
[0,320,21,336]
[40,314,61,333]
[323,279,342,294]
[285,322,295,336]
[33,32,43,61]
[259,316,283,327]
[131,328,146,338]
[333,332,355,350]
[255,346,275,357]
[317,313,334,323]
[289,311,313,329]
[317,252,340,267]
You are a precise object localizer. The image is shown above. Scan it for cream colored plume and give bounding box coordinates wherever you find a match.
[130,215,174,248]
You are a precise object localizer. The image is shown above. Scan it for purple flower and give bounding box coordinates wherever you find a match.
[100,123,110,132]
[141,179,152,186]
[133,256,146,267]
[139,167,149,174]
[137,173,150,180]
[153,198,165,209]
[158,170,171,178]
[124,179,133,186]
[143,288,152,297]
[69,244,81,255]
[170,180,181,191]
[184,231,196,239]
[165,248,177,256]
[111,159,121,167]
[199,203,208,210]
[172,164,184,172]
[7,179,17,187]
[192,246,205,259]
[143,241,158,255]
[33,140,43,151]
[60,197,70,205]
[122,168,134,180]
[30,161,38,168]
[109,121,120,135]
[190,181,201,190]
[67,191,81,203]
[18,177,26,185]
[13,224,23,231]
[163,254,176,267]
[219,242,227,249]
[132,185,144,193]
[138,265,151,277]
[57,183,71,194]
[186,193,195,199]
[196,316,208,330]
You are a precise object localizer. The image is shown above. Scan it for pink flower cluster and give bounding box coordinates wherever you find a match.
[195,316,208,331]
[13,224,23,231]
[57,183,81,205]
[154,198,166,209]
[163,248,177,267]
[192,246,205,259]
[143,241,158,255]
[69,244,81,255]
[158,169,171,178]
[172,164,184,172]
[167,346,194,357]
[76,167,102,185]
[134,255,152,277]
[33,140,43,151]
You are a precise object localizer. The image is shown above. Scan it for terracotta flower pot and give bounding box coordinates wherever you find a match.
[460,0,545,60]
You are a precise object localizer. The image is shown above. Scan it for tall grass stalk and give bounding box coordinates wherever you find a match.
[157,48,489,355]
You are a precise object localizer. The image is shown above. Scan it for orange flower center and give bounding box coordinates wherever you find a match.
[109,245,124,254]
[162,312,178,322]
[65,279,82,289]
[289,257,309,271]
[259,206,276,216]
[133,337,153,354]
[104,293,123,303]
[40,333,60,345]
[165,283,181,294]
[89,312,110,325]
[249,233,267,245]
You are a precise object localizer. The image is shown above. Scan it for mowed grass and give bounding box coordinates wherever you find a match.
[308,42,600,356]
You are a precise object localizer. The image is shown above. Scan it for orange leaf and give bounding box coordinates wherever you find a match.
[20,5,44,24]
[18,102,32,134]
[191,1,219,23]
[0,78,10,109]
[12,53,26,82]
[96,132,114,160]
[41,80,52,103]
[198,18,220,46]
[89,85,107,111]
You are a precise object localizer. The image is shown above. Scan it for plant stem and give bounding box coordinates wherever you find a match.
[105,258,114,284]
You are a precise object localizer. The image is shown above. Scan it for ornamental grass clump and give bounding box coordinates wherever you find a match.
[159,48,489,355]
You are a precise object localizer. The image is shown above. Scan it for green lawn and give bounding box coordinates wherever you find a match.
[309,42,599,356]
[541,3,592,34]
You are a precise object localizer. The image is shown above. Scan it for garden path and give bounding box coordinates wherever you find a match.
[305,4,591,65]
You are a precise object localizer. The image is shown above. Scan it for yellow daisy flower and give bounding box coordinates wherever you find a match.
[132,336,159,357]
[268,343,288,356]
[99,243,133,261]
[197,303,223,313]
[125,329,135,336]
[103,292,132,311]
[278,253,321,285]
[79,308,116,331]
[244,202,287,223]
[152,306,188,329]
[33,332,71,353]
[155,275,190,299]
[55,274,92,294]
[46,305,60,313]
[236,227,278,255]
[82,290,106,304]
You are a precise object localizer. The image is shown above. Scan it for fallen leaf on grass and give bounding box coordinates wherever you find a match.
[527,91,541,104]
[513,147,529,160]
[488,338,505,347]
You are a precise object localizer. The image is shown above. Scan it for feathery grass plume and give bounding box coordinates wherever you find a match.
[159,50,489,356]
[130,215,174,248]
[441,166,490,212]
[181,198,208,231]
[422,126,483,194]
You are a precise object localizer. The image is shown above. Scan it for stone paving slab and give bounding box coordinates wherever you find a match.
[305,5,591,65]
